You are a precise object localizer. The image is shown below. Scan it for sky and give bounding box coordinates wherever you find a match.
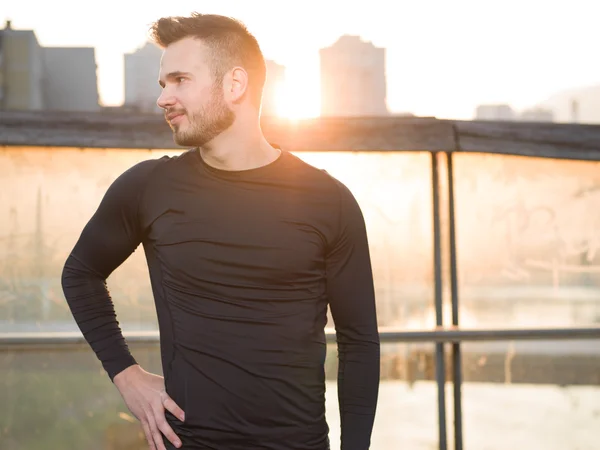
[2,0,599,119]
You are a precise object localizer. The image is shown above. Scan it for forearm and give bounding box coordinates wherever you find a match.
[59,159,164,381]
[61,254,137,381]
[338,337,380,450]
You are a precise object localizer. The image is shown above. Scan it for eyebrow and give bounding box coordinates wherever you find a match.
[158,71,192,88]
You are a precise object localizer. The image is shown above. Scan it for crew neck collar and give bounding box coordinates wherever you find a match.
[192,144,287,180]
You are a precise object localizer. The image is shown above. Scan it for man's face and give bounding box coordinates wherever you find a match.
[157,37,235,147]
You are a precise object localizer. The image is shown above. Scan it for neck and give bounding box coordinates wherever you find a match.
[199,113,280,171]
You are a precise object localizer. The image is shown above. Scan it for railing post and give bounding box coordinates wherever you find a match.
[431,151,448,450]
[447,150,464,450]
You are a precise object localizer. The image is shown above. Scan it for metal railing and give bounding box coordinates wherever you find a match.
[3,131,600,449]
[2,326,600,348]
[1,325,600,450]
[424,145,600,450]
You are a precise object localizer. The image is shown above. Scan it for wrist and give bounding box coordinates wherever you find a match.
[113,363,141,387]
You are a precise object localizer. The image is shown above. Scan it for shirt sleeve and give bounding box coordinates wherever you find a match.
[60,158,164,382]
[326,180,381,450]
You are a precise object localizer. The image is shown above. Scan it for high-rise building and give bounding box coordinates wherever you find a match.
[0,20,99,112]
[124,42,162,113]
[0,20,45,110]
[43,47,100,112]
[262,60,285,117]
[319,35,388,117]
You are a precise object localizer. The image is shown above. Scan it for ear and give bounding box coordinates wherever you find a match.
[224,66,249,104]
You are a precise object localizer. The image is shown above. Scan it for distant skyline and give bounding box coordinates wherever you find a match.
[2,0,599,119]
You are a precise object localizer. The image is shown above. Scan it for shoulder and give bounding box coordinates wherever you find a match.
[103,154,173,204]
[284,151,357,202]
[109,153,182,191]
[118,154,172,182]
[284,151,343,188]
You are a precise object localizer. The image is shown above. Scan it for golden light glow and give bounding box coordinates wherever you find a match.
[275,79,319,120]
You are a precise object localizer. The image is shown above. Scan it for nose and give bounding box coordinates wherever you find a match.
[157,88,176,110]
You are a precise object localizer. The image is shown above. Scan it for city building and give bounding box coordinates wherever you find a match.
[0,20,45,110]
[474,104,517,121]
[43,47,100,112]
[124,41,162,113]
[0,20,99,112]
[475,104,555,123]
[520,107,554,122]
[319,35,388,117]
[538,85,600,124]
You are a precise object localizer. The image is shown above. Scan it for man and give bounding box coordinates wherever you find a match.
[61,13,380,450]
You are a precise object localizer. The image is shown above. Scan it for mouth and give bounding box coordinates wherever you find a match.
[166,112,185,125]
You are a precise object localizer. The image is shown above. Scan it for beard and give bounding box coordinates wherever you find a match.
[168,85,235,148]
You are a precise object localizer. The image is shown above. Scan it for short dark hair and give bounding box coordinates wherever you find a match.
[150,13,266,108]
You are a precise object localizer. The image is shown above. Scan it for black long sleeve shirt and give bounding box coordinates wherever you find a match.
[61,148,380,450]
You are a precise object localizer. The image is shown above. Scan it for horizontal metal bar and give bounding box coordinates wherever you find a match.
[0,327,599,349]
[374,326,600,343]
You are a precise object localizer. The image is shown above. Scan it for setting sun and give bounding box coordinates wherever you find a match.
[274,77,320,120]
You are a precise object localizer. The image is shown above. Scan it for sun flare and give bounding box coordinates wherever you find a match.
[274,80,319,120]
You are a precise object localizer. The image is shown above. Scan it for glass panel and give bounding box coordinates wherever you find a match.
[460,340,600,449]
[453,154,600,328]
[0,344,163,450]
[0,148,182,333]
[0,148,434,332]
[296,151,434,329]
[0,341,442,449]
[328,342,445,450]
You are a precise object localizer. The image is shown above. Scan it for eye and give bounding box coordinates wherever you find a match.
[176,77,186,83]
